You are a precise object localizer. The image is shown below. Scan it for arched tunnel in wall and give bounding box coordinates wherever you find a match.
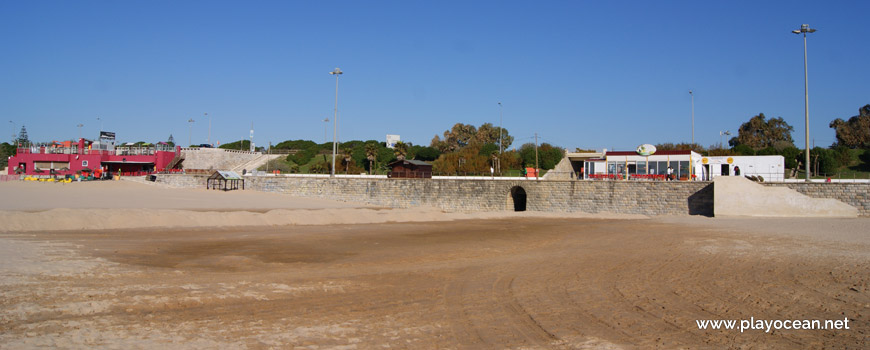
[510,186,527,211]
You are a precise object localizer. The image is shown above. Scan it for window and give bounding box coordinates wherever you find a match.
[679,161,689,178]
[637,161,646,175]
[82,160,88,167]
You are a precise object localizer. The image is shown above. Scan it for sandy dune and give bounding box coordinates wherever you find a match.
[1,180,868,349]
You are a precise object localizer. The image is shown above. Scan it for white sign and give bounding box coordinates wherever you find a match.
[636,144,657,156]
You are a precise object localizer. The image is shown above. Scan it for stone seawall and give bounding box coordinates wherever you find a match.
[154,174,714,216]
[762,183,870,217]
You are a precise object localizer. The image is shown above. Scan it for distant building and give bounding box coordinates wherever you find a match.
[386,134,400,148]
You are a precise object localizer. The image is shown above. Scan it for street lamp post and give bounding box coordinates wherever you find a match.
[498,102,503,153]
[96,117,103,132]
[77,124,84,140]
[188,119,195,147]
[793,24,816,181]
[323,118,329,143]
[719,130,731,149]
[689,90,695,145]
[329,67,343,177]
[205,113,210,146]
[8,121,15,145]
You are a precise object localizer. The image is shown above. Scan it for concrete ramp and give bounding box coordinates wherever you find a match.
[714,176,857,217]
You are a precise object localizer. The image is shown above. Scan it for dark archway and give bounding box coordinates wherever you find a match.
[510,186,527,211]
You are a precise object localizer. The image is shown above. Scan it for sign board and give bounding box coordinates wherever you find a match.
[636,144,656,156]
[386,134,401,149]
[99,131,116,141]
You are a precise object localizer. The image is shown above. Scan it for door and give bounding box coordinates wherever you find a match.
[721,164,730,176]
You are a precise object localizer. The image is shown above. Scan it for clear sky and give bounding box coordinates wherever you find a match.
[2,0,868,151]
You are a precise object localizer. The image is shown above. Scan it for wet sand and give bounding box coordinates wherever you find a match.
[0,181,868,349]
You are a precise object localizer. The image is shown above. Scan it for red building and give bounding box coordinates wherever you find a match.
[7,138,179,177]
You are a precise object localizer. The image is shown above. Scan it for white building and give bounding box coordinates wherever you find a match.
[386,134,400,148]
[579,150,785,182]
[699,155,784,182]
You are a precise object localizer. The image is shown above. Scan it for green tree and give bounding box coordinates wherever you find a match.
[729,113,794,150]
[393,141,409,160]
[518,143,564,170]
[408,145,440,161]
[430,122,513,153]
[829,104,870,148]
[220,140,252,151]
[655,142,705,152]
[365,143,379,175]
[0,142,14,169]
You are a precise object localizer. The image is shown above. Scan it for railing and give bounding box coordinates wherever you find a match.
[180,147,261,155]
[16,146,174,156]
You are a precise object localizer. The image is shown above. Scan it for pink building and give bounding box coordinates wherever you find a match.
[7,138,179,177]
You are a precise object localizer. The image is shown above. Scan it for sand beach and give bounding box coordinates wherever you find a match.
[0,180,867,349]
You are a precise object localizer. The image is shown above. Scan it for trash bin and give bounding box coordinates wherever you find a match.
[148,175,157,182]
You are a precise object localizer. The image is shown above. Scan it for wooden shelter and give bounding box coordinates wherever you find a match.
[388,159,432,178]
[207,170,245,191]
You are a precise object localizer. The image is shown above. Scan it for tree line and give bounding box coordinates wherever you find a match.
[254,122,564,175]
[657,104,870,177]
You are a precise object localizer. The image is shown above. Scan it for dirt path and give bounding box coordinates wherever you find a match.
[1,218,868,349]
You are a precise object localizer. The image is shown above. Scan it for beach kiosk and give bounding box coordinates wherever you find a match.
[207,170,245,191]
[387,159,432,178]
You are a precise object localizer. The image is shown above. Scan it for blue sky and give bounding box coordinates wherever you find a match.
[2,1,868,151]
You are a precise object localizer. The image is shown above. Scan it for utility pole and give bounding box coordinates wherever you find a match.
[250,122,254,152]
[534,133,539,180]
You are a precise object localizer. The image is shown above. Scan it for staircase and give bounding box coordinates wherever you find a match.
[165,153,185,170]
[231,154,284,173]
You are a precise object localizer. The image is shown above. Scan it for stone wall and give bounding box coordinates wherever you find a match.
[762,183,870,217]
[154,174,209,188]
[180,148,262,170]
[154,174,714,216]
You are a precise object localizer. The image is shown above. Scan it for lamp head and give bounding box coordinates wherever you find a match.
[330,68,343,75]
[793,24,816,34]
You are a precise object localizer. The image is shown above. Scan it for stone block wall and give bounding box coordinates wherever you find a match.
[154,174,715,216]
[180,149,262,170]
[154,174,209,188]
[762,183,870,217]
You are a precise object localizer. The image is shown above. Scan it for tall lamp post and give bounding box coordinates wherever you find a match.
[205,113,210,146]
[719,130,731,149]
[8,121,15,145]
[329,67,343,177]
[498,102,503,153]
[77,124,84,140]
[793,24,816,181]
[323,117,329,143]
[188,118,195,147]
[96,117,103,132]
[689,90,695,145]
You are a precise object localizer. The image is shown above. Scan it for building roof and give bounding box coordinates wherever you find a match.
[388,159,431,167]
[209,170,243,180]
[605,150,696,156]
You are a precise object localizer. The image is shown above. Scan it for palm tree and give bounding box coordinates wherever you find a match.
[393,141,408,160]
[342,146,353,174]
[365,143,378,175]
